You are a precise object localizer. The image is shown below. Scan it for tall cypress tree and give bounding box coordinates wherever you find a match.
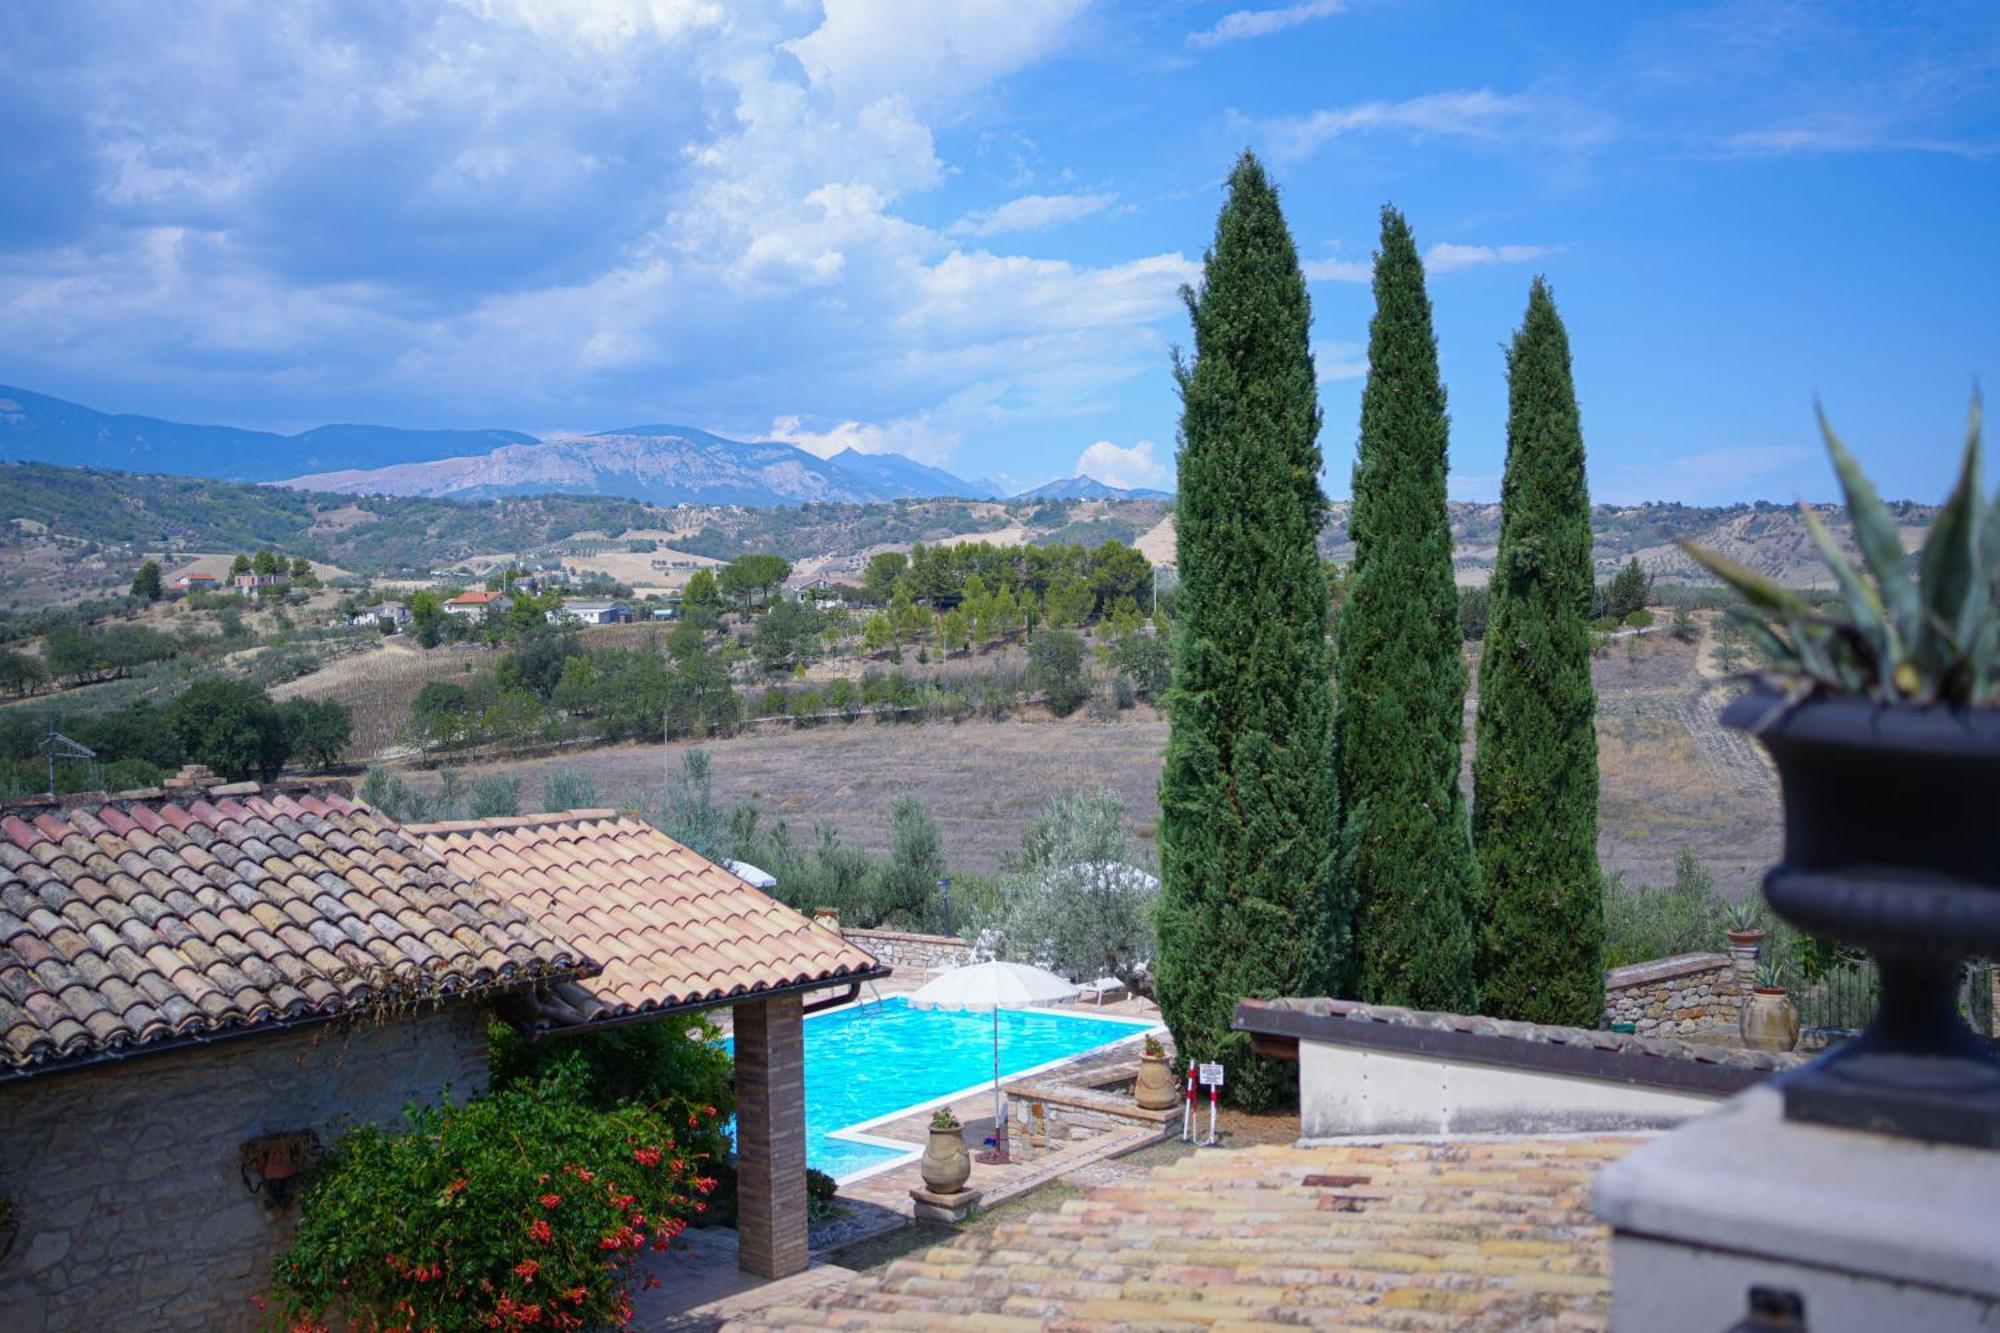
[1473,279,1602,1024]
[1156,152,1342,1108]
[1337,206,1479,1013]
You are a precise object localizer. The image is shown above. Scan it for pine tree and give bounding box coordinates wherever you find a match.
[131,560,163,601]
[1472,278,1603,1025]
[1156,152,1341,1108]
[1337,206,1479,1012]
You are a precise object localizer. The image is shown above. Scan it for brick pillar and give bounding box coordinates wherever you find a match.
[733,992,807,1278]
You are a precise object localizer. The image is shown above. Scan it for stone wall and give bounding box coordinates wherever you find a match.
[840,927,971,975]
[0,1003,491,1333]
[1603,949,1754,1041]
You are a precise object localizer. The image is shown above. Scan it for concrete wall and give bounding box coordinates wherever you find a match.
[1296,1038,1722,1139]
[0,1004,491,1333]
[840,928,971,975]
[1602,950,1749,1041]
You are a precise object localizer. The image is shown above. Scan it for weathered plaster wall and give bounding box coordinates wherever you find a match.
[1296,1039,1723,1139]
[0,1003,490,1333]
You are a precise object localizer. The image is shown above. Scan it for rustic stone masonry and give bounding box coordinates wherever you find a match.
[1006,1066,1178,1149]
[0,1004,491,1333]
[1603,950,1750,1041]
[732,993,806,1280]
[838,928,971,975]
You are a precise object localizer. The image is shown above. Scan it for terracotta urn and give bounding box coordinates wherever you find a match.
[1724,927,1766,950]
[1134,1050,1179,1111]
[920,1124,971,1194]
[1741,986,1800,1054]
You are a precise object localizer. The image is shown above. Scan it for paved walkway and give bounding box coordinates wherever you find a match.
[725,1135,1643,1331]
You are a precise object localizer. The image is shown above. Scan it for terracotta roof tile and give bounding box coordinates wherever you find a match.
[0,786,595,1078]
[411,811,886,1025]
[737,1138,1637,1331]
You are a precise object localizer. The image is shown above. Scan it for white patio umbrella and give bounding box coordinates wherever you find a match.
[908,961,1079,1154]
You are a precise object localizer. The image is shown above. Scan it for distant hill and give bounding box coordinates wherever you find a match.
[0,383,994,507]
[0,384,535,481]
[826,447,1002,499]
[0,457,1937,612]
[1013,475,1173,501]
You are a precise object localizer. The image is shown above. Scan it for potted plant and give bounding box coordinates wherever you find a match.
[1134,1033,1179,1111]
[1742,958,1801,1054]
[1679,398,2000,1145]
[1721,899,1766,951]
[921,1107,971,1194]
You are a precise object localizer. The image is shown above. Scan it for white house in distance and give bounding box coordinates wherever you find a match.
[554,600,633,625]
[444,589,511,618]
[350,603,412,630]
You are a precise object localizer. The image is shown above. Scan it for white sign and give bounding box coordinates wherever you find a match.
[1198,1062,1225,1087]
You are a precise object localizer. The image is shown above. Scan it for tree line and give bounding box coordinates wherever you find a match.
[1157,155,1608,1105]
[0,679,351,795]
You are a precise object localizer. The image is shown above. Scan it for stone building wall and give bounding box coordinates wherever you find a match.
[1603,951,1751,1041]
[0,1003,492,1333]
[840,927,972,975]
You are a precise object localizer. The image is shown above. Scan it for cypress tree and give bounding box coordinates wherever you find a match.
[1337,206,1479,1012]
[1156,152,1342,1108]
[1473,279,1602,1023]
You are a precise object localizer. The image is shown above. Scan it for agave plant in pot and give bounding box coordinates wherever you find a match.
[1680,397,2000,1146]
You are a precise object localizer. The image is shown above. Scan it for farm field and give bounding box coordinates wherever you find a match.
[420,624,1778,890]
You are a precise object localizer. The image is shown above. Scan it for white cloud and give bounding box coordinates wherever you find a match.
[1313,340,1366,383]
[1076,439,1170,491]
[948,192,1118,238]
[1424,242,1557,274]
[1188,0,1343,49]
[1246,89,1614,162]
[1302,256,1371,283]
[766,411,958,462]
[0,0,1211,483]
[784,0,1087,109]
[1720,124,1998,160]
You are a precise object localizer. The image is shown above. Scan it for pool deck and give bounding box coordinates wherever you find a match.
[640,972,1170,1328]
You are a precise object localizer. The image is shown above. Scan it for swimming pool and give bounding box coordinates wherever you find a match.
[725,996,1158,1182]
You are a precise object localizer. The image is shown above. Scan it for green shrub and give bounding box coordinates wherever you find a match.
[487,1020,733,1163]
[269,1067,720,1331]
[1601,850,1726,968]
[1028,628,1089,717]
[539,767,598,812]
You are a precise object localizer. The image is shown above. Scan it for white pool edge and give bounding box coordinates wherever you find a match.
[814,1002,1166,1186]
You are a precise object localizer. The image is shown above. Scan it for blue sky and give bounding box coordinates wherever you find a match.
[0,0,1993,501]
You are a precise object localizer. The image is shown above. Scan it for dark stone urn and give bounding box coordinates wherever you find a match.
[1724,688,2000,1147]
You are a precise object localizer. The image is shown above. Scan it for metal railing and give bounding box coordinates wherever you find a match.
[1795,957,1996,1049]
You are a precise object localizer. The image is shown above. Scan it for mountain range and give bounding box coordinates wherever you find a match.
[0,383,1156,506]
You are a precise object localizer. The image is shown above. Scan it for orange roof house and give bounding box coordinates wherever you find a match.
[410,811,882,1026]
[0,776,592,1325]
[410,809,889,1280]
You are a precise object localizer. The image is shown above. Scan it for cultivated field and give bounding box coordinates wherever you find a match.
[426,617,1780,891]
[272,639,496,758]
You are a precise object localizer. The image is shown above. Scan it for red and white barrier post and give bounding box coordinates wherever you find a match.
[1183,1060,1197,1142]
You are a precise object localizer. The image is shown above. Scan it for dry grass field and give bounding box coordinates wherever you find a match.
[273,639,497,758]
[423,617,1779,890]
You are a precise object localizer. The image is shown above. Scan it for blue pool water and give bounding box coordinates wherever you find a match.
[725,997,1154,1181]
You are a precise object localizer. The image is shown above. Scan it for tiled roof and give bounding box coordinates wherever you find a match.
[0,785,593,1079]
[734,1137,1638,1330]
[409,811,887,1027]
[1237,996,1804,1087]
[448,590,505,605]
